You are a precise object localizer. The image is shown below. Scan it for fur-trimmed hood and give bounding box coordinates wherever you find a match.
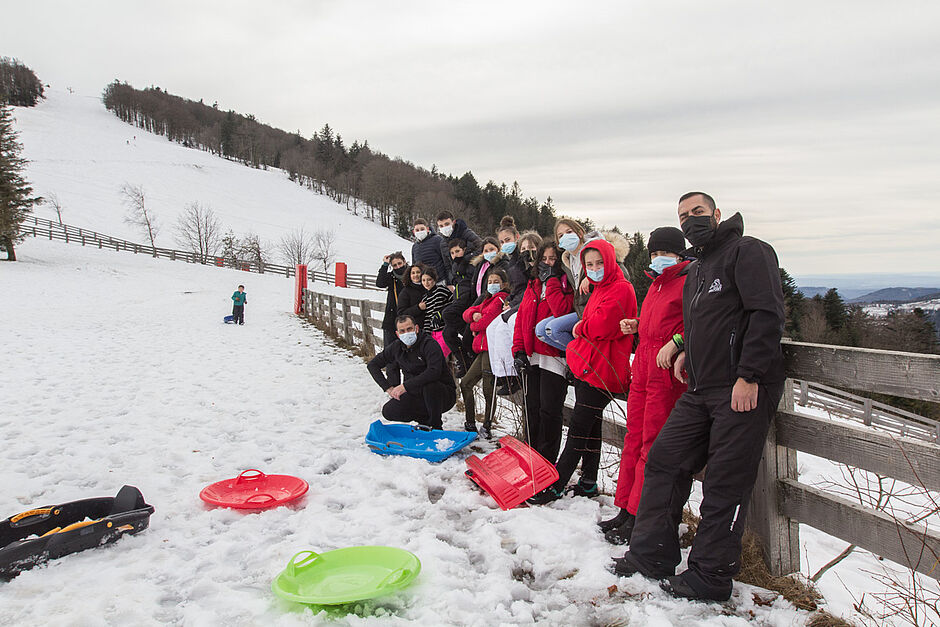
[562,230,631,267]
[470,250,507,266]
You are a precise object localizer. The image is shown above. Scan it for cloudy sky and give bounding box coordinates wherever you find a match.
[4,1,939,277]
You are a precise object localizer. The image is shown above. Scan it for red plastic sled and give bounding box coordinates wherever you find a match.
[199,469,308,510]
[464,436,559,510]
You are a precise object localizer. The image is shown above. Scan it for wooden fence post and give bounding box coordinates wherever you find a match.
[340,297,354,345]
[747,378,801,576]
[359,299,375,356]
[327,295,336,334]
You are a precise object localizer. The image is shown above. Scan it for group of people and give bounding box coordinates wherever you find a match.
[365,193,786,603]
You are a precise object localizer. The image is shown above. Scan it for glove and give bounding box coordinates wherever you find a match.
[513,352,529,375]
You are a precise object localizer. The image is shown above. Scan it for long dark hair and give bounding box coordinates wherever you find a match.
[405,261,429,287]
[531,241,562,280]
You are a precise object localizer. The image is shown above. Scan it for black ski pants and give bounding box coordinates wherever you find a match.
[551,380,612,489]
[232,304,244,324]
[626,382,784,599]
[523,366,568,464]
[442,304,474,368]
[382,328,401,386]
[382,380,456,431]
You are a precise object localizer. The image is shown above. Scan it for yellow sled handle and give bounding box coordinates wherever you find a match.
[10,507,59,524]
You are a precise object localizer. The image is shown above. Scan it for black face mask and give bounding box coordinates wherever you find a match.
[392,267,406,279]
[452,254,464,264]
[522,250,537,267]
[537,262,553,282]
[681,214,718,247]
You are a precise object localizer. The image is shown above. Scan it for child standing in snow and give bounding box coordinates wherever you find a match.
[418,267,454,357]
[231,285,247,325]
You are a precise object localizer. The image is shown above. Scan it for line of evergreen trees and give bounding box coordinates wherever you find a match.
[101,81,559,239]
[0,57,44,107]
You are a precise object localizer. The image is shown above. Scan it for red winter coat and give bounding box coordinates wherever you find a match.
[462,291,509,353]
[565,239,637,394]
[512,275,574,358]
[615,260,689,511]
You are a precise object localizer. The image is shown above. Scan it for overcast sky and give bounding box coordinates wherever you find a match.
[4,1,939,277]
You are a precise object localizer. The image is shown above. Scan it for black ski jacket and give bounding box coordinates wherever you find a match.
[375,262,405,331]
[682,212,785,391]
[439,219,483,282]
[367,332,456,393]
[450,256,475,314]
[397,281,428,328]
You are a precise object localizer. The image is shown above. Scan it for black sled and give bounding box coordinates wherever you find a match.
[0,485,154,580]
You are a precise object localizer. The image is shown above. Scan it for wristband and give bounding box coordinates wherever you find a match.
[672,333,684,349]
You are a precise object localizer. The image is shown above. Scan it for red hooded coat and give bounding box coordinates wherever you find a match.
[462,291,509,353]
[615,260,690,512]
[512,275,574,357]
[565,240,637,394]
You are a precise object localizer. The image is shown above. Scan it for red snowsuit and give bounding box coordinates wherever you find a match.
[614,260,690,513]
[462,291,509,353]
[565,240,637,395]
[512,275,573,357]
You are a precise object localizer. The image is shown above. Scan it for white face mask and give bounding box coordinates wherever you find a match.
[414,229,428,241]
[440,224,454,237]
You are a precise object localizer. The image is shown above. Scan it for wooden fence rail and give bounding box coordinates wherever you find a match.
[299,286,940,581]
[21,216,382,289]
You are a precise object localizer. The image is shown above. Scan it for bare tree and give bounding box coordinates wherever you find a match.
[311,228,337,271]
[175,202,221,262]
[278,227,316,266]
[238,232,268,270]
[120,183,158,247]
[46,192,64,224]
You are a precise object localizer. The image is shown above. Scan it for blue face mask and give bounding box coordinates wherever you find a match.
[399,331,418,347]
[486,283,502,295]
[483,251,498,263]
[501,241,517,255]
[558,232,580,252]
[586,267,604,283]
[649,255,679,275]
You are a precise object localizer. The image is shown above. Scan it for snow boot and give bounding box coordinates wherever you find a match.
[598,508,632,532]
[526,486,563,505]
[660,573,731,603]
[479,421,493,440]
[604,514,636,546]
[567,480,598,498]
[464,419,478,433]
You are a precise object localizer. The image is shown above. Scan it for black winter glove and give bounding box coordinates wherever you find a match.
[513,352,529,375]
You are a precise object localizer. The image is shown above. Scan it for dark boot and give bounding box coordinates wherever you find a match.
[479,420,492,440]
[604,514,636,545]
[526,486,563,505]
[567,480,598,498]
[598,508,632,532]
[660,573,731,602]
[464,418,478,433]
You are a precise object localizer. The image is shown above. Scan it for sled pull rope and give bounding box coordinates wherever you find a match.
[10,507,58,524]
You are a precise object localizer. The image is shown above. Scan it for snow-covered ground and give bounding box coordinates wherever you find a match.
[0,238,813,626]
[13,89,410,274]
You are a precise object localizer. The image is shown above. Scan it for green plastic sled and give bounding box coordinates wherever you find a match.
[271,546,421,606]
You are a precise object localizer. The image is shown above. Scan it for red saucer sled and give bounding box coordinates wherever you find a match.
[199,469,308,510]
[465,436,559,510]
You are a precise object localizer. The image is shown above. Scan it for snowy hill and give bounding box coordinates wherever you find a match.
[12,89,410,273]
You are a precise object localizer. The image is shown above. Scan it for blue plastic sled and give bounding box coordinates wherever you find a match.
[223,315,235,324]
[365,420,477,463]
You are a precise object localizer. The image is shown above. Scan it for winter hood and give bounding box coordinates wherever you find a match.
[580,238,626,289]
[470,250,506,267]
[562,230,631,267]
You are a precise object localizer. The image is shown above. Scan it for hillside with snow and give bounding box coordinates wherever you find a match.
[13,89,410,272]
[3,88,938,626]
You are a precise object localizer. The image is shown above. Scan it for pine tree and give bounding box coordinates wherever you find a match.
[779,268,805,338]
[822,288,847,331]
[623,231,653,310]
[0,102,42,260]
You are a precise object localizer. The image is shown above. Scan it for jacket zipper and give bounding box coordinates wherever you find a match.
[687,266,707,391]
[729,329,736,384]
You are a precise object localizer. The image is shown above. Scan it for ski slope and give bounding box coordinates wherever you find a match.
[13,89,410,273]
[0,238,811,626]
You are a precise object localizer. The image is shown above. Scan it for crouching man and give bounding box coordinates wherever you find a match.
[367,314,457,430]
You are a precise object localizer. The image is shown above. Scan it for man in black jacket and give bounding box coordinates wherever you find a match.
[367,314,457,430]
[375,252,408,385]
[442,239,476,377]
[614,192,786,603]
[437,211,483,283]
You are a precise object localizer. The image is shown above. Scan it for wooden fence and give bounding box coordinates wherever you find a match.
[300,287,940,581]
[21,216,381,289]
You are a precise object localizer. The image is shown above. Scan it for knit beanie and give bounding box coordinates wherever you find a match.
[648,227,686,256]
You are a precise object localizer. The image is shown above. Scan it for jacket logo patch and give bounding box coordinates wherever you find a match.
[708,279,722,294]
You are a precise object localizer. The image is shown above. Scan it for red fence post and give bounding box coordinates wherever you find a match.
[294,265,308,314]
[335,262,348,288]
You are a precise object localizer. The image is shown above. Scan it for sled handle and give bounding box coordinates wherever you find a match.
[287,550,321,577]
[235,469,266,483]
[414,424,433,432]
[386,441,405,448]
[377,567,411,588]
[244,493,276,505]
[10,507,57,525]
